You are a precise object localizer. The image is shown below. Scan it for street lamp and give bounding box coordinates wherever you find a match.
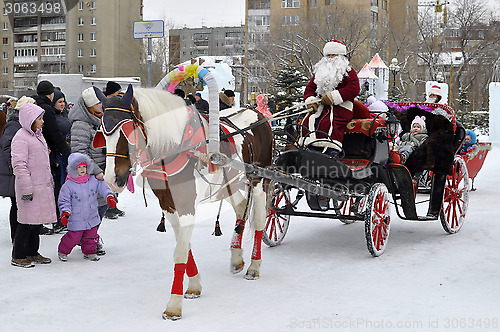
[436,71,444,83]
[388,58,400,101]
[389,58,400,88]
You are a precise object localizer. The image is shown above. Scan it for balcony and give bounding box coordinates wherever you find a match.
[41,55,65,63]
[14,56,37,64]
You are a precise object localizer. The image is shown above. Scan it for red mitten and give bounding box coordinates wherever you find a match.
[61,211,71,225]
[107,195,117,209]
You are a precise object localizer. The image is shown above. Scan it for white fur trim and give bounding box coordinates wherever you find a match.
[330,90,343,105]
[323,40,347,55]
[301,137,342,150]
[305,96,318,105]
[339,100,354,111]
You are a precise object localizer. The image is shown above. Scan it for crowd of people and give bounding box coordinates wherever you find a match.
[0,80,124,267]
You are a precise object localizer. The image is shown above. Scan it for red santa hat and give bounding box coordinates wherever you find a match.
[323,40,347,56]
[429,85,442,96]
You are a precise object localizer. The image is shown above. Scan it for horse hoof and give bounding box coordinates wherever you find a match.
[244,270,260,280]
[162,310,182,321]
[231,261,244,274]
[184,290,201,299]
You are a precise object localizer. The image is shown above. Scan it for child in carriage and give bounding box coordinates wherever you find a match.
[57,152,116,262]
[459,129,477,156]
[395,116,428,164]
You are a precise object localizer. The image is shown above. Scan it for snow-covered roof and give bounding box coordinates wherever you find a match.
[358,63,378,79]
[368,53,388,69]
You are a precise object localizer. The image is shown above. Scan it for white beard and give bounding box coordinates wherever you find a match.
[313,56,351,96]
[425,97,437,103]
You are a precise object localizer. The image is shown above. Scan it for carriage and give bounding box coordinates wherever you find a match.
[263,101,470,256]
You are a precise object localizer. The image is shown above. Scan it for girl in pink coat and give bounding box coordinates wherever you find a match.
[11,103,57,268]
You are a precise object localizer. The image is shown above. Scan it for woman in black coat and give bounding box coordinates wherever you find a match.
[0,103,24,242]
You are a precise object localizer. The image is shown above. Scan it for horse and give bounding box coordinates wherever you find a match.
[93,85,273,320]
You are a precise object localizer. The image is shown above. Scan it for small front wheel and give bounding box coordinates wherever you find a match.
[364,183,391,257]
[263,182,291,247]
[440,156,469,234]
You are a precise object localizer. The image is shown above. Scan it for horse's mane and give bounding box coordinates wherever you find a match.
[133,88,188,155]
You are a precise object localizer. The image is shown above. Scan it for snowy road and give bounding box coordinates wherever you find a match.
[1,149,499,331]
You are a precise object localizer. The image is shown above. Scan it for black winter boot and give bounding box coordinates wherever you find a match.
[426,173,447,218]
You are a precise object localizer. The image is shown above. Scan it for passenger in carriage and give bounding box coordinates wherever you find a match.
[459,129,477,156]
[302,40,360,156]
[425,85,446,105]
[395,116,428,164]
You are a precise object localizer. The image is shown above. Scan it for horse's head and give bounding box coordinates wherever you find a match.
[93,84,144,193]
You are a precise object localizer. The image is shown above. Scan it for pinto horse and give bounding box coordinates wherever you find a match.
[93,85,273,320]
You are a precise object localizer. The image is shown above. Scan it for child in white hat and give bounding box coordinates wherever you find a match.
[396,115,428,163]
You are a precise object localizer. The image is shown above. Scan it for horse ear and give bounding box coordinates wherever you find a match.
[93,86,107,103]
[121,84,134,109]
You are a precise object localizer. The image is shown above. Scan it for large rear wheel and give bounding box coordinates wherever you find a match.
[263,182,291,247]
[440,156,469,234]
[364,183,391,257]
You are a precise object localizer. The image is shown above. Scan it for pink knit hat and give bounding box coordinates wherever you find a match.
[411,115,427,134]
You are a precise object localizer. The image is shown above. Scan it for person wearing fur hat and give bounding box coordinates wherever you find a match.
[396,115,429,164]
[10,103,57,267]
[302,40,360,156]
[57,152,116,262]
[219,89,235,110]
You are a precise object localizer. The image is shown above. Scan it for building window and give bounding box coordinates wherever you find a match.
[3,52,7,60]
[78,49,83,57]
[325,0,333,5]
[310,0,317,8]
[382,0,387,10]
[90,64,97,73]
[3,81,8,89]
[3,22,7,30]
[90,1,96,9]
[282,0,300,8]
[253,15,270,26]
[282,15,300,26]
[78,64,84,73]
[371,0,378,6]
[90,48,96,57]
[78,33,84,42]
[3,67,8,74]
[249,0,270,9]
[90,32,96,41]
[78,17,84,26]
[2,37,7,45]
[91,17,96,25]
[78,1,84,10]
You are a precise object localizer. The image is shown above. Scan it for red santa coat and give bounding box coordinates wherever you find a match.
[302,68,360,148]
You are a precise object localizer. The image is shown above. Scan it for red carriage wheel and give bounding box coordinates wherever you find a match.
[364,183,391,257]
[440,155,470,234]
[263,182,291,247]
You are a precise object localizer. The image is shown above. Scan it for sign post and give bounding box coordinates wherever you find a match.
[133,20,164,88]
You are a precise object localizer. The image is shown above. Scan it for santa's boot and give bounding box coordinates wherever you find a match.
[426,173,447,218]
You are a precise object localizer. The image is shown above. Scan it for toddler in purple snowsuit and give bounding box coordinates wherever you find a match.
[57,152,116,262]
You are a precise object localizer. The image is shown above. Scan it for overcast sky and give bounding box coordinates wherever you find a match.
[143,0,245,28]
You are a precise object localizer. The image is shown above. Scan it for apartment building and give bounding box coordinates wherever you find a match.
[0,0,143,95]
[168,25,245,66]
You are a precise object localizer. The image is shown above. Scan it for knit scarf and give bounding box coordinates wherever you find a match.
[67,173,90,183]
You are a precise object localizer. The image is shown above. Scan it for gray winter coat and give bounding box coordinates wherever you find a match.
[69,97,106,175]
[398,132,429,156]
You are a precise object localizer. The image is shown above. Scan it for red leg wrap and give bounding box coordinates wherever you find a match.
[186,250,198,277]
[230,219,244,249]
[251,230,263,260]
[171,263,187,295]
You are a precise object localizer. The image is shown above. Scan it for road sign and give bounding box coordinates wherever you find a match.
[133,20,164,39]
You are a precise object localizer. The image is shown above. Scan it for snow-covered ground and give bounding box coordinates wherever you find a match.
[1,148,499,332]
